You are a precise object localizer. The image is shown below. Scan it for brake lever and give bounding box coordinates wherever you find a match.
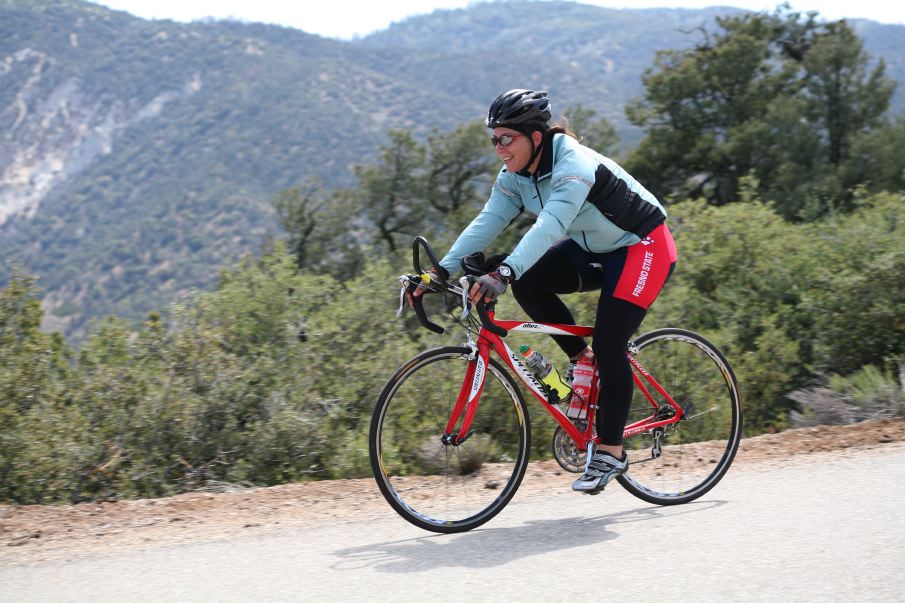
[396,275,411,317]
[458,276,472,320]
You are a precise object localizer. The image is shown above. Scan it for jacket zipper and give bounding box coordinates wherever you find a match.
[533,174,544,209]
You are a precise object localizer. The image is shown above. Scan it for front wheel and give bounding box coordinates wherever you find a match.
[617,328,742,505]
[369,346,531,533]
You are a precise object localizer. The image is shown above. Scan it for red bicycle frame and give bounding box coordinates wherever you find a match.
[443,309,687,449]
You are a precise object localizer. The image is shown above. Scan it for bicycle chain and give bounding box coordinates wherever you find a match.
[628,455,659,466]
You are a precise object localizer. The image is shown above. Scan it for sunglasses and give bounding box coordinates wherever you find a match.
[490,133,521,147]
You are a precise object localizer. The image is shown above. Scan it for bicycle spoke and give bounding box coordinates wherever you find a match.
[685,405,721,421]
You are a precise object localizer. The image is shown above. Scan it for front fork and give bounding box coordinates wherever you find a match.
[442,337,491,445]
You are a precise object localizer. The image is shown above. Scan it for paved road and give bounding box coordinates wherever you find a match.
[2,448,903,602]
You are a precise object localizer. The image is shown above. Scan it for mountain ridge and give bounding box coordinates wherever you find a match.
[1,0,903,339]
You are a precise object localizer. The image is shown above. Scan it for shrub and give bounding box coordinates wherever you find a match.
[789,363,905,426]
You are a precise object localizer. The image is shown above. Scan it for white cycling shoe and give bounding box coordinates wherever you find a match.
[571,450,628,494]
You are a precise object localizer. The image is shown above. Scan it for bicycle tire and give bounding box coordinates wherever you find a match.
[616,328,742,505]
[369,346,531,533]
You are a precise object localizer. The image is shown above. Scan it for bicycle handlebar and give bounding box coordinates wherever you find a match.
[402,237,509,338]
[405,277,446,335]
[412,236,441,275]
[475,295,508,338]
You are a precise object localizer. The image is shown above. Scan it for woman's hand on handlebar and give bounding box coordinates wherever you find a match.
[407,267,448,308]
[469,271,508,305]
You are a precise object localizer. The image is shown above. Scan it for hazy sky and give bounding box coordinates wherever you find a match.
[87,0,905,39]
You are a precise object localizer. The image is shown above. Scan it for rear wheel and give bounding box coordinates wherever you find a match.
[616,328,742,505]
[369,346,531,533]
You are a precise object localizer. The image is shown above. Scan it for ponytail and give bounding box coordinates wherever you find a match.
[547,118,578,140]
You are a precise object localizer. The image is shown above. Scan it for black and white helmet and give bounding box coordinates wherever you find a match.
[486,89,552,130]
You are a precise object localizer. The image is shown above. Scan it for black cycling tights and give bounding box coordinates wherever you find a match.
[511,241,647,446]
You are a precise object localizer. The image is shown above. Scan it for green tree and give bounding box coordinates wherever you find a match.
[0,272,79,502]
[838,117,905,199]
[272,180,366,279]
[625,6,897,218]
[424,120,498,223]
[803,22,894,168]
[276,121,500,268]
[561,103,621,156]
[0,272,65,415]
[355,129,428,254]
[272,179,331,270]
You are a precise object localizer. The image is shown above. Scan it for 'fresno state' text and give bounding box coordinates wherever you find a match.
[632,251,655,297]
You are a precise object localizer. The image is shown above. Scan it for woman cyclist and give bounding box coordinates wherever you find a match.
[422,89,677,494]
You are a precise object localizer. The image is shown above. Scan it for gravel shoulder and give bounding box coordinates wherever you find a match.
[1,418,903,566]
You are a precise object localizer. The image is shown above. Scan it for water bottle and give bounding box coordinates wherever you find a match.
[567,359,595,420]
[519,345,570,403]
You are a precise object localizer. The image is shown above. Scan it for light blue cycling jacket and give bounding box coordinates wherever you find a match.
[440,133,667,279]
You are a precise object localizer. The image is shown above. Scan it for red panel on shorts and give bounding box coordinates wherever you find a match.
[612,224,677,309]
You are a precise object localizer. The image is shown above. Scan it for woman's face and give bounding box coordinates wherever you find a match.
[492,127,534,172]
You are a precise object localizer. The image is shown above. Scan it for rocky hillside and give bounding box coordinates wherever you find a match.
[1,0,903,339]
